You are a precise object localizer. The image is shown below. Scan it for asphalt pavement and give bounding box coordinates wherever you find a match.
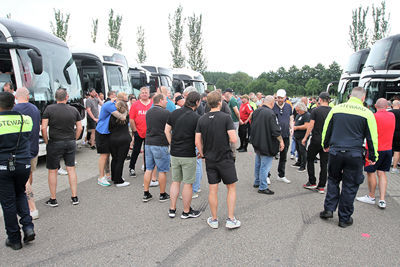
[1,144,400,266]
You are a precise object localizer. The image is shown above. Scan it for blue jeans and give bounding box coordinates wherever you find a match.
[0,163,33,243]
[254,153,273,190]
[193,148,203,193]
[291,136,297,156]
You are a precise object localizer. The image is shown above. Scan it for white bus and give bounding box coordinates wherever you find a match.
[128,65,151,97]
[0,18,85,156]
[141,65,173,94]
[359,34,400,111]
[172,68,206,94]
[71,45,132,97]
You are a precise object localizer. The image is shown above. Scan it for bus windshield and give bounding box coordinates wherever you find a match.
[105,64,132,95]
[364,38,393,70]
[345,52,362,74]
[14,37,81,106]
[193,81,205,94]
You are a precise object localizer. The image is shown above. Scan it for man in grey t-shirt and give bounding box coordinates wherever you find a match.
[86,89,103,148]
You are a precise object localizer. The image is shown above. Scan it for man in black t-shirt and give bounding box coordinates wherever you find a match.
[302,92,332,193]
[165,91,202,219]
[41,88,82,207]
[196,91,241,229]
[390,100,400,174]
[292,102,310,172]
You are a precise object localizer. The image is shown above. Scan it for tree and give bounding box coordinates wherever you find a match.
[91,18,98,43]
[136,26,146,64]
[108,9,122,51]
[305,78,322,96]
[215,77,228,91]
[50,9,70,42]
[187,13,207,72]
[371,0,390,44]
[168,5,185,68]
[349,6,369,51]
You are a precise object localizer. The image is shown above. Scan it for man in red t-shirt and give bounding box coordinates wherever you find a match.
[237,95,253,152]
[356,98,395,209]
[129,87,153,177]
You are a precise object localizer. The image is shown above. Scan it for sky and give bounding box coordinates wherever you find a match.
[2,0,400,77]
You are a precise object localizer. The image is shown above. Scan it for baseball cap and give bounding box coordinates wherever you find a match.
[319,92,330,101]
[223,88,233,94]
[276,89,286,97]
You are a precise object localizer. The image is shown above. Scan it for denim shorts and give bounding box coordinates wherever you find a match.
[145,145,170,172]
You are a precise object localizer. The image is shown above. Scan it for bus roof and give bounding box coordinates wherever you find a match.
[0,18,67,47]
[70,44,128,67]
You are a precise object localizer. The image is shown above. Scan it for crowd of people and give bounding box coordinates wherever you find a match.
[1,82,400,250]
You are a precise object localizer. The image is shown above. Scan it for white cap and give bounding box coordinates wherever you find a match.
[276,89,286,97]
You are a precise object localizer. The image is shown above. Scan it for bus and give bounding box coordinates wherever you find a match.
[359,34,400,111]
[0,18,85,156]
[141,65,173,94]
[334,48,370,103]
[128,65,151,97]
[71,45,132,97]
[172,68,206,94]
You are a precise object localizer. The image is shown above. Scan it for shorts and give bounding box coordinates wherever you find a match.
[205,158,238,185]
[95,131,110,154]
[365,150,392,172]
[392,138,400,152]
[87,117,97,130]
[171,156,196,184]
[30,156,38,172]
[46,140,76,170]
[145,145,170,172]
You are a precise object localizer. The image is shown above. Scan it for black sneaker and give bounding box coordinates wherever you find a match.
[159,193,170,202]
[253,184,259,188]
[181,207,202,219]
[45,198,58,207]
[23,228,35,243]
[291,162,301,168]
[168,209,176,218]
[5,239,22,250]
[258,189,275,195]
[71,196,79,205]
[129,169,136,177]
[320,210,333,219]
[297,167,306,172]
[143,192,153,202]
[303,182,317,189]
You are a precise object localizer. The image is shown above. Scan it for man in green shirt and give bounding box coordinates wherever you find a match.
[223,88,240,158]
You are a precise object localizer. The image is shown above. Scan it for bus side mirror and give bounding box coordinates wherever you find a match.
[28,49,43,75]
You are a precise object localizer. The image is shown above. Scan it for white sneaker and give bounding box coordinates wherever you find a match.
[378,200,386,209]
[106,176,112,182]
[30,209,39,220]
[97,177,111,187]
[150,180,159,187]
[277,177,291,184]
[58,168,68,175]
[179,193,199,199]
[141,164,145,171]
[197,189,202,193]
[207,217,218,229]
[116,181,130,187]
[356,194,375,204]
[390,168,399,174]
[267,177,271,185]
[290,154,294,160]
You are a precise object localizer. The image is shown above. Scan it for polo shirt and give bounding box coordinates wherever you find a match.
[239,102,253,122]
[273,102,292,138]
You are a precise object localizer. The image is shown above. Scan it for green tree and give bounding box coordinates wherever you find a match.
[349,6,369,51]
[187,13,207,72]
[50,9,70,42]
[136,26,146,64]
[274,79,290,93]
[305,78,322,96]
[108,9,123,51]
[168,5,185,68]
[215,77,228,91]
[371,0,390,44]
[91,18,98,43]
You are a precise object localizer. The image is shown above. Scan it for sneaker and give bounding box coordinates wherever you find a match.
[58,168,68,175]
[168,209,176,218]
[143,193,153,202]
[71,196,79,205]
[129,169,136,177]
[291,162,301,168]
[225,217,241,229]
[207,217,219,229]
[356,194,375,205]
[258,188,274,195]
[197,189,202,193]
[317,187,325,194]
[159,193,170,202]
[297,167,306,172]
[141,164,145,171]
[115,181,130,187]
[106,175,112,182]
[98,177,111,187]
[45,198,58,207]
[290,154,295,160]
[277,177,291,184]
[303,182,317,189]
[30,209,39,220]
[181,207,202,219]
[378,200,386,209]
[179,193,199,199]
[150,180,159,187]
[267,177,271,185]
[390,168,399,174]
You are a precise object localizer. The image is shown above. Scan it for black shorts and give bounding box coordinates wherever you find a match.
[87,117,97,130]
[205,158,238,185]
[392,138,400,152]
[46,140,76,169]
[95,131,110,154]
[364,150,392,172]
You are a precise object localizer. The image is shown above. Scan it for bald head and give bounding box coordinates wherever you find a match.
[393,100,400,109]
[375,98,388,110]
[15,87,30,103]
[301,97,308,106]
[263,95,275,108]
